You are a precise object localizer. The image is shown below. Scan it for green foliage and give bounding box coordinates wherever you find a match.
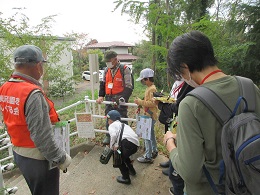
[47,78,74,99]
[0,11,78,97]
[86,49,106,70]
[115,0,260,85]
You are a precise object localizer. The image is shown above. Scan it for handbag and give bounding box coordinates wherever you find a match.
[100,146,113,164]
[113,123,125,168]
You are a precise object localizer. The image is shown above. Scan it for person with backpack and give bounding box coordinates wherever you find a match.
[164,30,260,195]
[96,51,134,145]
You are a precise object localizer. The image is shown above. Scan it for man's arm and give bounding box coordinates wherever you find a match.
[97,73,106,103]
[121,66,133,102]
[98,81,106,97]
[25,90,66,164]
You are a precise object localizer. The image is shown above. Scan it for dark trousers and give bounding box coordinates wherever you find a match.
[169,160,184,195]
[105,96,128,129]
[117,139,138,179]
[13,151,60,195]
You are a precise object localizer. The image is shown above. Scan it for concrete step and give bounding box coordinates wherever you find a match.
[3,144,172,195]
[3,142,95,195]
[60,145,171,195]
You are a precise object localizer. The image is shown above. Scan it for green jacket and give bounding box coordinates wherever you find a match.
[170,75,260,195]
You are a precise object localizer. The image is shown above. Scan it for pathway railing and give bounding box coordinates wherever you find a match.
[0,96,138,194]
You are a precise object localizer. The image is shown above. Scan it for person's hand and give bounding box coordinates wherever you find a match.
[164,131,177,152]
[58,153,71,171]
[113,146,118,151]
[134,98,140,105]
[96,96,104,104]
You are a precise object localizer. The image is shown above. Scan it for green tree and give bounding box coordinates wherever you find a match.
[0,11,76,96]
[115,0,260,86]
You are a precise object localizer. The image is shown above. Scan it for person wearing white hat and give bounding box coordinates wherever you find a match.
[135,68,159,163]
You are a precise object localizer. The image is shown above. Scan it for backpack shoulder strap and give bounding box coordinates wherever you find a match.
[235,76,255,112]
[119,64,127,75]
[187,76,256,124]
[187,86,231,125]
[104,67,108,75]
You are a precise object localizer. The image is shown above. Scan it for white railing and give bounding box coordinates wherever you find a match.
[0,96,138,163]
[60,96,138,135]
[0,96,138,193]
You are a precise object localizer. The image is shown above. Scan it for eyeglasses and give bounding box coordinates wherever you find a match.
[166,68,182,81]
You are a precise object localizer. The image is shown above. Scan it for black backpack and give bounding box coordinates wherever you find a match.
[187,76,260,195]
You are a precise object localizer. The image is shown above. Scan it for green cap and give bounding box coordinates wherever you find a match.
[104,50,117,62]
[14,45,47,63]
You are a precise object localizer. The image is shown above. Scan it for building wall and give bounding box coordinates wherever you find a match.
[53,41,74,79]
[110,47,128,54]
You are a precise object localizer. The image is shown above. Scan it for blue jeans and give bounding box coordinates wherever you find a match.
[144,119,157,159]
[169,160,184,195]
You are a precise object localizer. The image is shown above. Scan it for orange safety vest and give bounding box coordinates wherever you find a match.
[105,68,124,95]
[0,80,59,148]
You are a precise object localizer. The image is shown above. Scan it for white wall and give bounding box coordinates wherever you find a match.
[111,47,128,54]
[52,40,74,79]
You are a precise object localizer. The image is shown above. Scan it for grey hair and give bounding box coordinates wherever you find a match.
[14,62,38,68]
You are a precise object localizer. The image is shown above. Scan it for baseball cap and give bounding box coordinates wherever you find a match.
[107,110,121,121]
[104,51,117,62]
[136,68,154,81]
[14,45,47,63]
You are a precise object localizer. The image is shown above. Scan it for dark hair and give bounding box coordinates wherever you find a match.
[167,30,218,80]
[144,77,154,82]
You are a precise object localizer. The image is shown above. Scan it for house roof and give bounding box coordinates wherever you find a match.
[86,41,134,48]
[117,54,138,61]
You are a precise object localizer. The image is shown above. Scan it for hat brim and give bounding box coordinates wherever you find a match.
[136,77,144,81]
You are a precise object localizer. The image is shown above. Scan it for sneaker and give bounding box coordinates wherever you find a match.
[169,187,174,195]
[152,151,158,159]
[162,168,169,176]
[159,160,170,168]
[116,176,131,185]
[137,156,153,163]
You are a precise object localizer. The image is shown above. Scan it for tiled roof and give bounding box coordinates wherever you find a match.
[86,41,134,48]
[117,54,138,61]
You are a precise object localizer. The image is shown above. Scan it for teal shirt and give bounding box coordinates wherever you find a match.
[170,75,260,195]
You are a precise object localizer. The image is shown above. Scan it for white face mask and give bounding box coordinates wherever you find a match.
[183,72,199,88]
[106,62,113,69]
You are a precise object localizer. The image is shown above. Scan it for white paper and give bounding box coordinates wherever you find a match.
[50,121,70,169]
[75,113,95,138]
[136,115,152,140]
